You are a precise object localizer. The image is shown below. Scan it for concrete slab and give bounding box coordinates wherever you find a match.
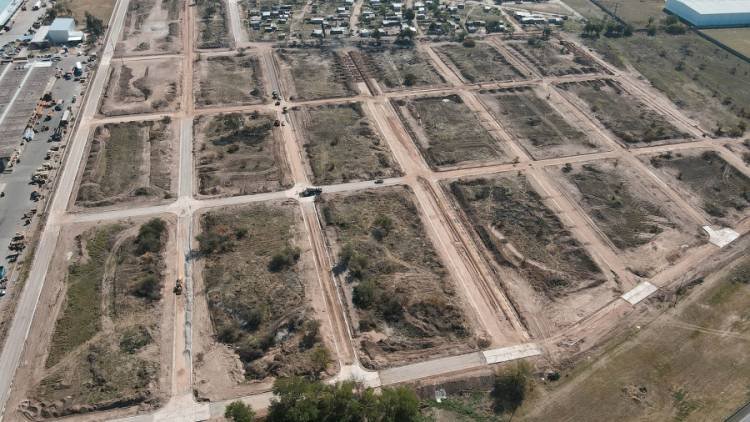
[621,281,658,305]
[333,364,382,388]
[704,225,739,248]
[379,351,485,385]
[482,343,542,364]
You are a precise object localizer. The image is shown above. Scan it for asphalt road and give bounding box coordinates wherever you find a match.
[0,0,131,414]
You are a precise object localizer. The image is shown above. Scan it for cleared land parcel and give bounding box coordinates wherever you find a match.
[20,220,170,420]
[550,160,703,277]
[290,103,400,184]
[195,0,231,48]
[117,0,182,56]
[194,112,292,197]
[506,38,601,77]
[194,54,265,107]
[353,47,445,91]
[392,94,512,168]
[558,79,688,147]
[434,43,525,83]
[318,187,478,369]
[100,58,181,116]
[75,119,175,208]
[646,149,750,226]
[478,86,605,159]
[195,203,331,392]
[276,48,358,101]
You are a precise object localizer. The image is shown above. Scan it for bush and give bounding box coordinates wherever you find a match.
[136,218,167,255]
[403,72,417,87]
[299,320,320,350]
[119,326,152,353]
[197,231,233,255]
[132,274,162,301]
[462,37,476,48]
[225,401,255,422]
[353,280,377,309]
[492,366,528,414]
[268,246,301,272]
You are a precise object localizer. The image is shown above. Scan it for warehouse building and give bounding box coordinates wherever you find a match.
[31,17,85,47]
[665,0,750,28]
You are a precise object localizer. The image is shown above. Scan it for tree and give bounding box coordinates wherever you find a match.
[403,8,415,21]
[85,12,105,41]
[225,401,255,422]
[267,377,420,422]
[491,365,528,414]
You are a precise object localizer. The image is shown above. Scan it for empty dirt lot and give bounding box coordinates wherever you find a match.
[352,47,446,91]
[100,58,182,116]
[506,38,601,77]
[192,202,334,400]
[290,103,401,184]
[557,79,688,147]
[11,219,174,421]
[317,187,480,369]
[433,43,526,84]
[276,48,359,101]
[548,159,704,278]
[194,112,293,197]
[478,85,606,159]
[194,53,266,107]
[391,94,513,169]
[116,0,182,56]
[74,119,176,208]
[645,149,750,227]
[447,174,618,333]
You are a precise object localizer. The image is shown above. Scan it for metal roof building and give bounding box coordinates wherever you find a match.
[665,0,750,28]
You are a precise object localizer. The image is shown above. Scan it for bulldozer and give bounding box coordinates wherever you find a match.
[173,279,183,295]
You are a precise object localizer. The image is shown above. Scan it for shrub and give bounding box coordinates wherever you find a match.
[132,274,161,301]
[268,246,301,272]
[225,401,255,422]
[352,280,377,309]
[299,320,320,350]
[119,326,152,353]
[136,218,167,255]
[462,37,476,48]
[492,366,528,413]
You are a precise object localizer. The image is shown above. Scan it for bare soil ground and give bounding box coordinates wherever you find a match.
[194,53,265,107]
[194,112,293,197]
[352,46,446,91]
[275,48,358,101]
[193,202,334,400]
[100,58,182,116]
[557,79,689,147]
[391,94,513,169]
[74,118,176,208]
[195,0,231,49]
[289,102,401,184]
[506,38,601,77]
[433,43,525,84]
[520,250,750,421]
[478,85,606,159]
[116,0,182,56]
[548,159,705,278]
[645,149,750,227]
[446,173,618,333]
[15,219,173,420]
[317,187,480,369]
[724,139,750,166]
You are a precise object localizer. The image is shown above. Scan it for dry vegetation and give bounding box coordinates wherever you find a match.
[507,38,600,77]
[117,0,182,56]
[291,103,400,184]
[196,203,331,382]
[558,79,688,147]
[195,0,231,48]
[647,149,750,226]
[318,187,479,369]
[392,94,512,168]
[276,48,358,101]
[449,174,604,297]
[353,47,445,91]
[478,86,604,159]
[434,43,525,83]
[21,220,169,420]
[550,159,703,277]
[100,58,181,116]
[76,119,174,207]
[194,112,292,197]
[194,54,265,107]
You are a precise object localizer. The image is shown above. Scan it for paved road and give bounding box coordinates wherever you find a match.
[0,0,132,415]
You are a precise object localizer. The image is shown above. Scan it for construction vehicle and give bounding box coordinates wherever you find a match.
[173,279,183,295]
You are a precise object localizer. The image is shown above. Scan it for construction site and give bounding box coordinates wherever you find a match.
[0,0,748,420]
